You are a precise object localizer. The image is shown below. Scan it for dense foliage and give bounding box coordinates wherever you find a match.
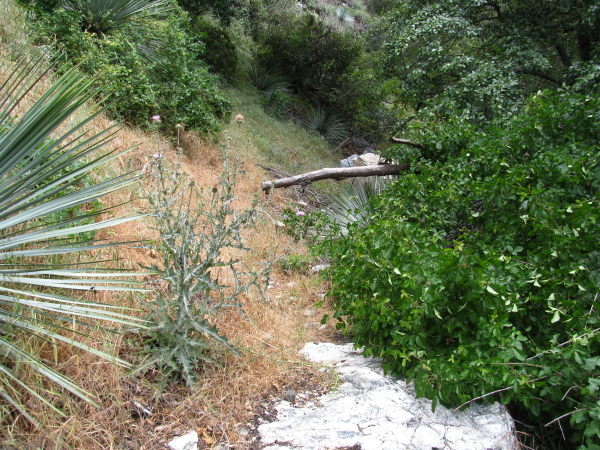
[256,10,361,105]
[377,0,600,123]
[318,90,600,447]
[31,0,231,132]
[313,6,600,445]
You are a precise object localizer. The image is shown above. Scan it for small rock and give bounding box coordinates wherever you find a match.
[303,309,316,317]
[311,264,330,272]
[283,390,296,402]
[352,153,382,166]
[340,154,359,167]
[168,431,198,450]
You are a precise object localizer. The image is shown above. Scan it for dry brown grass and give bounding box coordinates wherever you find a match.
[2,105,338,448]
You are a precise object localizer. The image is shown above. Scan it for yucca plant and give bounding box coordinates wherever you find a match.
[333,7,354,27]
[322,176,392,236]
[244,63,290,97]
[302,106,349,145]
[61,0,174,34]
[0,54,148,426]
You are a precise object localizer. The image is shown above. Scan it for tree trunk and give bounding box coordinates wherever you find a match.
[261,164,409,191]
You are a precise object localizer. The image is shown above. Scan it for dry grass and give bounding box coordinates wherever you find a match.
[1,103,338,448]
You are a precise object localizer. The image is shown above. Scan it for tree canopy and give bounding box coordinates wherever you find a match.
[378,0,600,123]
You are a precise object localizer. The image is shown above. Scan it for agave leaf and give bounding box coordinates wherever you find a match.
[0,286,149,317]
[0,363,70,421]
[0,214,145,250]
[302,107,349,145]
[62,0,176,34]
[0,239,141,259]
[0,313,131,365]
[0,54,148,424]
[0,388,44,426]
[322,176,394,236]
[0,337,100,406]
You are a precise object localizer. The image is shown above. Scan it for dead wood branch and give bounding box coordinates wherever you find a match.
[390,137,424,150]
[261,164,409,191]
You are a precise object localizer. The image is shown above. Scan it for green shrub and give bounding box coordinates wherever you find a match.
[176,0,249,26]
[279,254,312,275]
[33,1,231,132]
[192,16,238,82]
[256,9,362,106]
[317,90,600,447]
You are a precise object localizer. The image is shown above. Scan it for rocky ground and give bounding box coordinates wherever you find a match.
[169,342,517,450]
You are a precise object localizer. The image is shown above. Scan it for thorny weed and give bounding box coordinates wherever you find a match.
[135,141,275,387]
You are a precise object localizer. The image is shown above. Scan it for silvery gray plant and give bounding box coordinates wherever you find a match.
[137,145,273,386]
[321,175,393,237]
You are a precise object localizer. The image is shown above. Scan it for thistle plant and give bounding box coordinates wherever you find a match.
[138,143,273,386]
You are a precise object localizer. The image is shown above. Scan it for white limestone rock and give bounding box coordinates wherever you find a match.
[168,431,198,450]
[258,342,517,450]
[351,153,382,166]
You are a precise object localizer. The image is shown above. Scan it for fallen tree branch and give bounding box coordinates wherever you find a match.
[390,137,424,150]
[261,164,409,191]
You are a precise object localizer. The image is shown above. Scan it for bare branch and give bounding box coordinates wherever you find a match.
[545,409,587,427]
[390,137,424,150]
[454,376,546,411]
[514,69,561,86]
[261,164,410,191]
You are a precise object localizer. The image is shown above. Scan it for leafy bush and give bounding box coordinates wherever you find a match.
[317,90,600,447]
[192,16,238,82]
[377,0,600,124]
[176,0,249,26]
[33,2,231,132]
[137,149,272,386]
[256,9,362,106]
